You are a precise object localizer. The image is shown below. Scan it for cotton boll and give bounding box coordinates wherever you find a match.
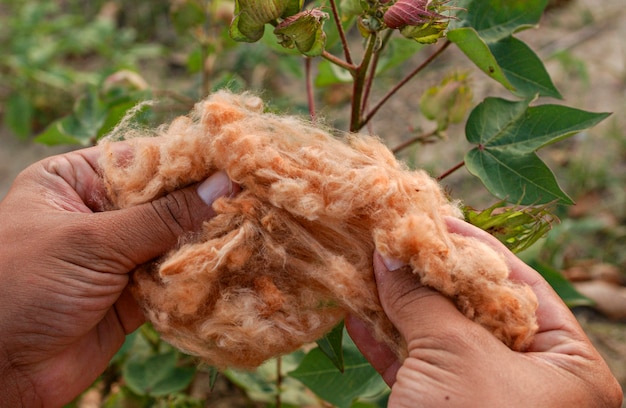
[100,91,538,369]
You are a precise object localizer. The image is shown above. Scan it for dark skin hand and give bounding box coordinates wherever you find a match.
[0,144,236,407]
[347,217,623,408]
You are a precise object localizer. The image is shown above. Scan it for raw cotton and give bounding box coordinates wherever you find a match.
[99,91,538,369]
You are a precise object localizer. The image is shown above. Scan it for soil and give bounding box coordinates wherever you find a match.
[1,0,624,405]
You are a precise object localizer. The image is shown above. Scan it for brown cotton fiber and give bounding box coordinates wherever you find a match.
[99,91,538,369]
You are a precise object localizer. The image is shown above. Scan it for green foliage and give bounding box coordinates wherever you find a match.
[315,321,345,372]
[448,0,560,98]
[123,350,196,397]
[289,330,389,408]
[464,97,610,204]
[0,0,163,138]
[35,83,152,146]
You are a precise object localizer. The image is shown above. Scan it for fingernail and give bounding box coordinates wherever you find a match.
[197,171,233,205]
[380,254,406,271]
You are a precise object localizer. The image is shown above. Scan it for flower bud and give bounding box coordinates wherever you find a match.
[230,0,303,43]
[383,0,453,43]
[274,9,329,56]
[420,72,472,130]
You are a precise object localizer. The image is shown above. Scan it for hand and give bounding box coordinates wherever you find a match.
[0,145,235,407]
[346,217,623,408]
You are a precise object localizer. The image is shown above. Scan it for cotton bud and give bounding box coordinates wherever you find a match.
[230,0,303,43]
[274,9,329,57]
[383,0,452,43]
[420,72,472,130]
[384,0,445,28]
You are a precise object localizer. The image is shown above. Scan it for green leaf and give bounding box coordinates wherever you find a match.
[528,261,593,308]
[446,27,515,91]
[122,350,195,397]
[316,321,344,372]
[289,334,386,408]
[170,0,206,34]
[315,59,353,86]
[5,92,34,139]
[34,87,116,146]
[489,36,561,99]
[455,0,548,43]
[34,116,84,146]
[466,97,611,153]
[97,99,148,139]
[465,148,572,204]
[74,87,108,132]
[464,97,609,203]
[225,352,319,407]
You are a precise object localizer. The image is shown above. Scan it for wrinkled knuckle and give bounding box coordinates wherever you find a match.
[150,192,195,236]
[55,219,103,247]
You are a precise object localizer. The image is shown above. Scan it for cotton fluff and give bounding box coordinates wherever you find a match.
[99,91,538,369]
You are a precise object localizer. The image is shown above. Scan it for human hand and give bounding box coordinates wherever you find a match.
[0,145,235,407]
[346,217,623,407]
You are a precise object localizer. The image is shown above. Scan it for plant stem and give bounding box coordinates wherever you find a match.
[305,57,316,122]
[361,30,393,115]
[276,356,282,408]
[392,128,438,154]
[350,33,378,132]
[329,0,353,65]
[322,50,356,71]
[361,39,452,129]
[437,159,465,181]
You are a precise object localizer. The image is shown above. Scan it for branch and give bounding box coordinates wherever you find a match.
[361,30,393,115]
[329,0,353,64]
[437,159,465,181]
[305,57,316,122]
[361,39,451,128]
[350,33,377,132]
[391,128,438,154]
[322,50,357,72]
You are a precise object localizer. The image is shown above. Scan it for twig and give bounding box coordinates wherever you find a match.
[321,50,356,72]
[276,356,282,408]
[391,128,438,154]
[329,0,353,64]
[361,40,451,129]
[437,159,465,181]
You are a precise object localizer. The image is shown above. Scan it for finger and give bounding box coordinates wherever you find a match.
[114,286,146,334]
[93,171,238,267]
[373,252,472,352]
[345,315,400,386]
[444,217,585,347]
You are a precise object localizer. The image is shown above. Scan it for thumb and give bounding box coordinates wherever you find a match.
[374,251,467,346]
[99,171,236,266]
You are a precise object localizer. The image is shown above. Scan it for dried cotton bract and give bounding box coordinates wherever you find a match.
[100,91,538,369]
